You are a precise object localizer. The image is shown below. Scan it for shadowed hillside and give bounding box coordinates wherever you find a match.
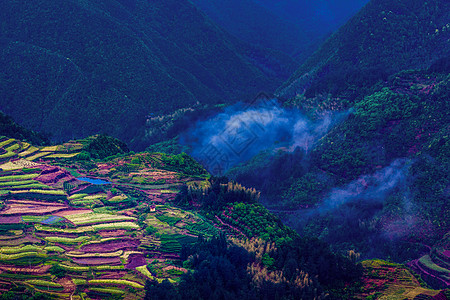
[0,0,294,149]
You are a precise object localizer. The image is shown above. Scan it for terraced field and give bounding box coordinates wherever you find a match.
[356,259,444,300]
[0,137,215,299]
[408,247,450,289]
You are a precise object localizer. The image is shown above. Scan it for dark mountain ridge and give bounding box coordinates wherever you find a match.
[0,0,294,149]
[277,0,450,106]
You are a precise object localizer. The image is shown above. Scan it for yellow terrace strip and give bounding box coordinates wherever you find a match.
[120,251,142,261]
[66,250,123,258]
[65,212,135,225]
[27,152,52,161]
[0,139,15,148]
[0,159,41,171]
[87,279,144,289]
[5,143,20,152]
[35,224,94,233]
[45,153,80,158]
[0,173,40,181]
[18,146,39,157]
[40,146,59,152]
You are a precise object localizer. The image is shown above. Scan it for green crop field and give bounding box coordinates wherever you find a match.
[0,173,39,181]
[44,236,90,244]
[65,213,135,225]
[88,279,144,289]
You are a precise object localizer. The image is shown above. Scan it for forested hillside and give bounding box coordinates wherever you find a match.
[191,0,369,61]
[277,0,450,105]
[0,0,294,149]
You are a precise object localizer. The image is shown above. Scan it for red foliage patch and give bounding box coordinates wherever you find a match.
[73,257,121,265]
[0,216,21,224]
[98,230,127,237]
[125,253,146,269]
[80,239,139,253]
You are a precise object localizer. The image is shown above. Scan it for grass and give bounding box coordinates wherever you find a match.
[0,245,42,254]
[0,152,16,159]
[27,189,66,195]
[44,236,90,244]
[41,146,59,152]
[92,222,139,231]
[18,146,39,157]
[419,255,450,275]
[0,180,37,186]
[35,224,94,233]
[26,280,62,288]
[0,251,46,260]
[61,264,125,272]
[44,246,65,252]
[65,213,135,225]
[0,173,40,181]
[136,265,154,280]
[155,214,182,226]
[6,184,52,190]
[22,216,48,223]
[0,139,15,148]
[26,280,61,287]
[88,279,144,289]
[106,195,128,203]
[68,193,88,200]
[66,250,123,258]
[5,144,20,152]
[92,265,125,271]
[88,287,125,295]
[72,278,87,285]
[27,152,52,161]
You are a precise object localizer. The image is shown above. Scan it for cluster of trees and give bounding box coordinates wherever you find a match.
[0,112,49,146]
[228,69,450,262]
[171,176,363,298]
[159,153,208,177]
[145,232,362,299]
[177,176,260,210]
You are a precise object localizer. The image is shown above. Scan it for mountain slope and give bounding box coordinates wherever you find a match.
[190,0,369,61]
[277,0,450,104]
[0,0,294,149]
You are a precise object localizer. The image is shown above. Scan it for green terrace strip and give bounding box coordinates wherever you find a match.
[0,252,46,260]
[419,255,450,275]
[0,245,42,254]
[10,189,66,195]
[0,180,38,186]
[0,173,40,181]
[25,280,63,288]
[65,213,136,225]
[44,236,90,244]
[44,246,65,253]
[35,224,94,233]
[91,222,139,231]
[72,278,87,285]
[0,139,15,148]
[66,250,123,258]
[0,152,16,159]
[136,265,154,280]
[18,147,39,157]
[88,279,144,289]
[4,184,52,190]
[68,193,88,200]
[88,287,125,295]
[45,153,80,158]
[27,152,52,161]
[36,221,139,233]
[5,144,20,152]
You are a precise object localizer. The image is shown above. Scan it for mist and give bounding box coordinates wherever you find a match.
[180,99,348,174]
[285,158,420,258]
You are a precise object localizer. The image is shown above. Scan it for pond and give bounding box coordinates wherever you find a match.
[77,177,111,185]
